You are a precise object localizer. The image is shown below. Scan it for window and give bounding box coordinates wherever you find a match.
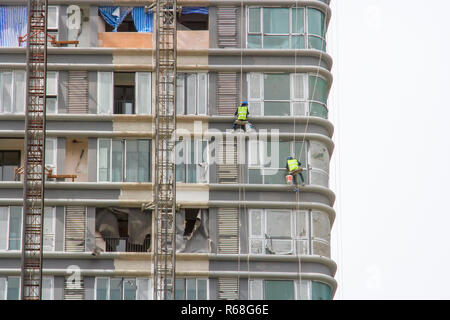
[176,73,208,115]
[176,139,209,183]
[47,6,59,30]
[249,209,309,255]
[249,280,320,300]
[42,276,54,300]
[0,70,26,113]
[45,138,57,173]
[98,72,152,115]
[248,72,328,118]
[98,72,114,114]
[175,278,208,300]
[178,9,209,30]
[95,277,151,300]
[0,276,20,300]
[249,209,330,257]
[247,7,326,51]
[0,206,56,252]
[98,139,151,182]
[312,281,332,300]
[248,140,308,185]
[46,71,59,114]
[0,151,20,181]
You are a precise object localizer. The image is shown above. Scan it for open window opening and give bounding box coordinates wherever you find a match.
[114,72,135,114]
[95,207,152,253]
[104,11,137,32]
[178,10,209,30]
[176,208,210,253]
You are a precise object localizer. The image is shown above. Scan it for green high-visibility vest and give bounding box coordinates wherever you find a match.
[287,159,299,172]
[237,106,248,121]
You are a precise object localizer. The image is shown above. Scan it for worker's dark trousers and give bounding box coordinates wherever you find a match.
[232,124,246,131]
[292,172,305,185]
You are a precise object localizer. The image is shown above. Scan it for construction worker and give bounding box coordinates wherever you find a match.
[286,156,305,192]
[232,101,249,132]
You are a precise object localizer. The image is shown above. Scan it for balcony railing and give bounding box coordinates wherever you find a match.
[97,236,151,253]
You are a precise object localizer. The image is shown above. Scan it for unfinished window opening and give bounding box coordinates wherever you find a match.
[114,72,135,114]
[95,207,152,253]
[0,151,20,181]
[104,12,137,32]
[178,12,208,30]
[176,208,210,253]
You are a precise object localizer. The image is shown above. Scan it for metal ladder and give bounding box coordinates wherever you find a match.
[21,0,48,300]
[153,0,177,300]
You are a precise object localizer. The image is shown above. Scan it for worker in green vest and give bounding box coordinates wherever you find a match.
[286,156,305,192]
[233,101,249,132]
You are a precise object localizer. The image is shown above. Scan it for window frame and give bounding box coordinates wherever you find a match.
[176,138,209,183]
[247,139,309,185]
[95,277,151,300]
[0,150,21,181]
[175,278,209,300]
[0,70,26,114]
[97,138,152,183]
[246,6,326,51]
[249,279,305,300]
[0,206,23,252]
[43,207,56,252]
[176,73,208,115]
[46,71,59,114]
[47,6,60,30]
[248,72,328,117]
[248,209,310,255]
[45,137,58,173]
[97,71,114,114]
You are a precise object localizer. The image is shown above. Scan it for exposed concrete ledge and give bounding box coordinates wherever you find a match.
[0,267,336,297]
[210,183,335,206]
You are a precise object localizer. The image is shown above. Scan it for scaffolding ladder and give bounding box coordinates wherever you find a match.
[153,0,177,300]
[20,0,48,300]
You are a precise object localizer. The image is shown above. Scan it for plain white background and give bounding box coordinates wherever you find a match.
[328,0,450,299]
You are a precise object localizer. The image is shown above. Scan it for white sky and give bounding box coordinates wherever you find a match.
[328,0,450,299]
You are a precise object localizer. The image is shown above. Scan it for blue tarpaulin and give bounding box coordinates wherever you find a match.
[0,6,28,47]
[99,6,153,32]
[131,7,153,32]
[181,7,208,15]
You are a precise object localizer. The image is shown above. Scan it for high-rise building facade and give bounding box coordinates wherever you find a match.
[0,0,336,300]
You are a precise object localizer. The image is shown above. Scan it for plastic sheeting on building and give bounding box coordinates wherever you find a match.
[131,7,153,32]
[99,6,153,32]
[176,209,211,253]
[98,6,133,32]
[95,207,151,245]
[181,7,208,15]
[0,6,27,47]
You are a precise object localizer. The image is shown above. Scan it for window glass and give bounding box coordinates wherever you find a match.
[266,211,291,237]
[110,278,122,300]
[308,8,325,37]
[294,141,307,167]
[265,280,294,300]
[292,8,305,34]
[312,281,331,300]
[250,210,263,237]
[125,140,138,182]
[264,74,289,100]
[310,102,327,118]
[308,36,326,51]
[98,72,113,114]
[123,279,137,300]
[176,74,185,114]
[198,73,207,115]
[309,76,328,104]
[197,279,207,300]
[248,35,262,48]
[14,71,25,113]
[1,151,20,181]
[264,35,289,49]
[0,208,7,250]
[98,140,111,182]
[138,140,150,182]
[292,74,306,100]
[186,74,197,115]
[248,169,262,184]
[47,6,59,29]
[277,141,290,170]
[0,278,6,300]
[96,278,109,300]
[249,8,260,33]
[46,97,57,114]
[263,8,289,34]
[264,102,290,116]
[1,71,12,113]
[43,207,55,251]
[175,279,185,300]
[46,72,58,96]
[136,72,151,114]
[7,277,20,300]
[249,280,263,300]
[112,140,124,182]
[176,140,186,182]
[291,35,305,49]
[45,138,57,170]
[8,207,22,250]
[136,278,150,300]
[42,277,54,300]
[296,211,308,238]
[186,279,196,300]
